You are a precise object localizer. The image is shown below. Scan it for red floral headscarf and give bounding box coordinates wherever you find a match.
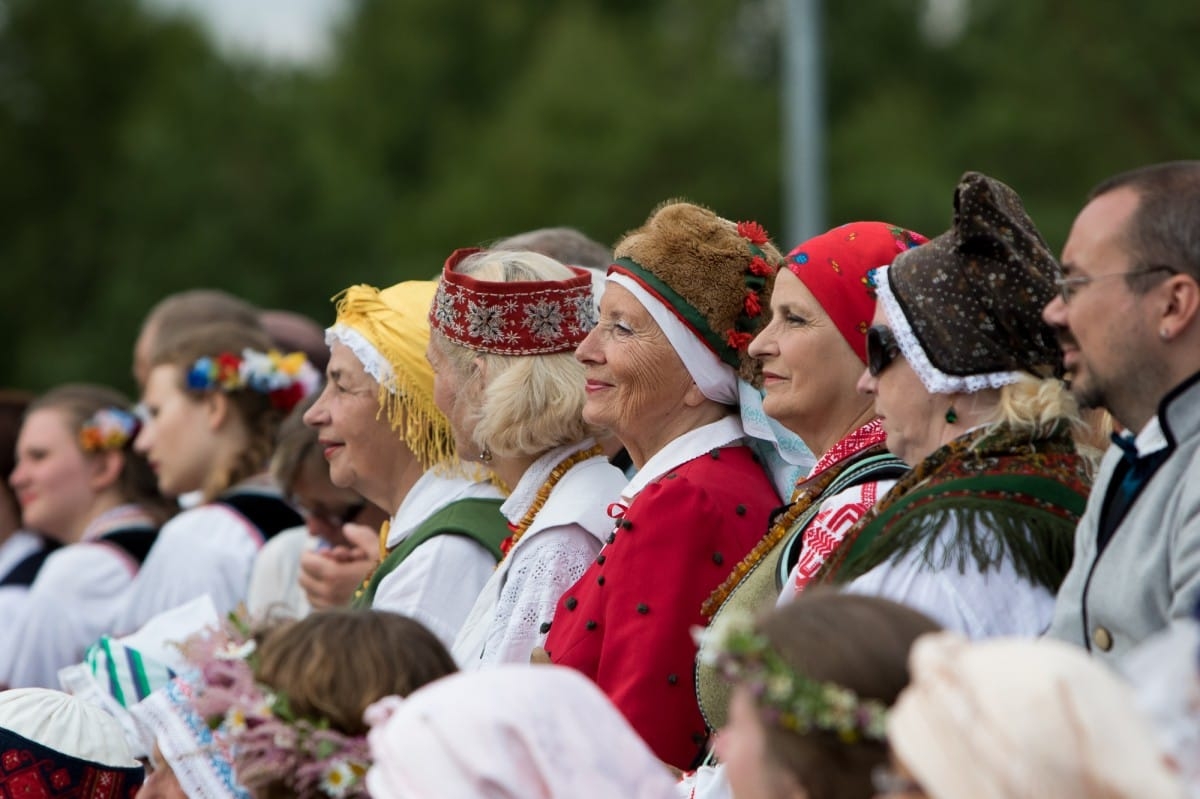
[784,222,927,363]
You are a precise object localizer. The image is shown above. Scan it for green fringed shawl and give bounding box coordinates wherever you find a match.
[816,422,1091,590]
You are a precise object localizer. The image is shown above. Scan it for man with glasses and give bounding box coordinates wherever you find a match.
[1045,160,1200,661]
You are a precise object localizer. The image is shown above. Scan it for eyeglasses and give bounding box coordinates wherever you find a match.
[866,325,901,377]
[1053,264,1178,304]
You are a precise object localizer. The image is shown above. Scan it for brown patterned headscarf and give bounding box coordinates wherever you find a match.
[877,172,1064,395]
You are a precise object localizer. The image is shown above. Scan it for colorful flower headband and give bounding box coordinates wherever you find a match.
[430,247,597,356]
[182,618,371,799]
[696,611,888,743]
[79,407,140,452]
[724,220,777,352]
[187,349,321,413]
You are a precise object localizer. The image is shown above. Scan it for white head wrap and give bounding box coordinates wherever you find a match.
[365,664,679,799]
[131,676,251,799]
[889,632,1185,799]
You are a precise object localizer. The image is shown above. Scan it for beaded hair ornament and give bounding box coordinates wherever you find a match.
[78,407,140,452]
[696,611,888,743]
[186,349,321,413]
[181,618,371,799]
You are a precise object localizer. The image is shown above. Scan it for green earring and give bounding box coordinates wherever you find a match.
[945,406,958,424]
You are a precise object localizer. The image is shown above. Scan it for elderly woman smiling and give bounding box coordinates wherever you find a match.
[542,201,790,771]
[423,248,628,669]
[302,281,509,646]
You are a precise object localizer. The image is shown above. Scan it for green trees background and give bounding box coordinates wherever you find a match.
[2,0,1197,393]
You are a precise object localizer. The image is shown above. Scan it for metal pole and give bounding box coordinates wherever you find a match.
[783,0,824,247]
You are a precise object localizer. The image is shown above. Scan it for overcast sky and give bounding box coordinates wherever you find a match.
[144,0,346,63]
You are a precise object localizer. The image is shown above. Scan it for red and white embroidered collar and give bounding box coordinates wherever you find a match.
[431,248,596,356]
[808,418,888,477]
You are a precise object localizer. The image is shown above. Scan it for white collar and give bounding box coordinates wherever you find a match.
[500,440,595,523]
[1133,415,1168,457]
[621,416,744,502]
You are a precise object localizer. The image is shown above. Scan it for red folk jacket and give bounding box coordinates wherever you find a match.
[544,444,780,769]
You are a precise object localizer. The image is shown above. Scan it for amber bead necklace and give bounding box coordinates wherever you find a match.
[498,444,605,560]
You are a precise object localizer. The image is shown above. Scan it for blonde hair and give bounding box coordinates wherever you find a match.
[434,250,594,459]
[986,375,1098,468]
[994,375,1084,437]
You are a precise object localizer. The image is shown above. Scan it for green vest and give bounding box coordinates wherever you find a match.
[354,498,509,609]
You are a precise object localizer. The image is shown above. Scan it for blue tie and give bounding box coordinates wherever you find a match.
[1102,433,1168,547]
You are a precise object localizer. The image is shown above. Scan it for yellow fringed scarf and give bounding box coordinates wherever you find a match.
[330,281,456,470]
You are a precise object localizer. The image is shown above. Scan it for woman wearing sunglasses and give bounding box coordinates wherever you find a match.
[813,172,1092,639]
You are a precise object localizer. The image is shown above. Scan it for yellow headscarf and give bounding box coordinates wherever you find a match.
[329,281,455,470]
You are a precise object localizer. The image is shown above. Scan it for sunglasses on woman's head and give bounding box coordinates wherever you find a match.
[866,325,901,376]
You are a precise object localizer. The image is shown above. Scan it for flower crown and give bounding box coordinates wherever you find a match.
[725,220,777,351]
[696,611,888,743]
[182,617,371,799]
[79,407,140,452]
[187,349,321,413]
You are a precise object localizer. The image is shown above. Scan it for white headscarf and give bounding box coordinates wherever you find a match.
[889,632,1185,799]
[365,665,679,799]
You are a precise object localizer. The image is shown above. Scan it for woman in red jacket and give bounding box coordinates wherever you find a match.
[542,201,793,771]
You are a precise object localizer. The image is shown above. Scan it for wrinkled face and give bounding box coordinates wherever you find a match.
[1042,187,1158,424]
[134,365,217,497]
[426,336,482,461]
[573,284,695,454]
[750,269,870,448]
[717,686,806,799]
[10,407,98,541]
[856,306,942,467]
[302,342,401,502]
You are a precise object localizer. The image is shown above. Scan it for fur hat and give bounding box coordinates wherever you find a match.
[879,172,1063,394]
[611,201,783,381]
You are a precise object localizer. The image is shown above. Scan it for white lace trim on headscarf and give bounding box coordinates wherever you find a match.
[875,265,1021,395]
[325,324,395,389]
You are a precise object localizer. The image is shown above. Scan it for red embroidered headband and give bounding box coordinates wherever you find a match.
[430,248,597,356]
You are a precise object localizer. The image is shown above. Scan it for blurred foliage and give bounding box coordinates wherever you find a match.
[0,0,1197,393]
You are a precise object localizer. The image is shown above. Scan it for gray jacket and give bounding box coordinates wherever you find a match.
[1048,373,1200,661]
